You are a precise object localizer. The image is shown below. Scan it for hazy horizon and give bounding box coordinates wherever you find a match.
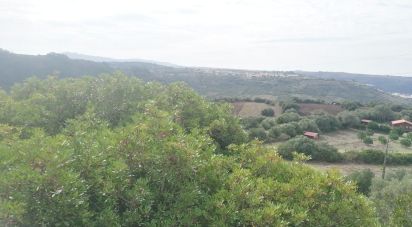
[1,0,412,76]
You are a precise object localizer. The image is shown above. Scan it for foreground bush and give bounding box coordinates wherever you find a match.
[370,171,412,226]
[0,114,378,226]
[0,75,378,226]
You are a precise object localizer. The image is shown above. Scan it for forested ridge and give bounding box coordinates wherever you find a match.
[1,50,410,105]
[0,74,381,226]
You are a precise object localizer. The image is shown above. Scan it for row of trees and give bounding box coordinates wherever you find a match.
[243,110,349,143]
[243,98,412,145]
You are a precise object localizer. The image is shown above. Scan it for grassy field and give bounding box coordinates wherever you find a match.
[269,128,412,176]
[320,129,412,153]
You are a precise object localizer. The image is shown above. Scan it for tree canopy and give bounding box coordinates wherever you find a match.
[0,74,378,226]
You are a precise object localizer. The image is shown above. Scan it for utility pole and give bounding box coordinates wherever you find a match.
[382,139,389,179]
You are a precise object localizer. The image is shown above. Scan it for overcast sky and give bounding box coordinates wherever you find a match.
[1,0,412,76]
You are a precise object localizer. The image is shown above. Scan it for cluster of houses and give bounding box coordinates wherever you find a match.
[303,119,412,140]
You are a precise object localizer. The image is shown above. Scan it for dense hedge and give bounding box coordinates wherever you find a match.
[278,136,343,162]
[344,149,412,165]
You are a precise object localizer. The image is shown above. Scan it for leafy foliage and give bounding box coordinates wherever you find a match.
[344,150,412,165]
[370,171,412,226]
[278,136,343,162]
[345,169,375,196]
[0,75,378,226]
[362,136,374,145]
[400,138,412,147]
[248,128,267,141]
[261,108,275,117]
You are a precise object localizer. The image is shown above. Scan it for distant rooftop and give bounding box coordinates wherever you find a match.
[391,119,412,125]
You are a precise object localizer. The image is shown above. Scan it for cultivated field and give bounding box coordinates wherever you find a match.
[320,129,412,153]
[298,103,344,115]
[232,101,282,117]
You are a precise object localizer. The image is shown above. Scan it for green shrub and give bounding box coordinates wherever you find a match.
[297,118,319,132]
[367,121,380,131]
[248,127,267,141]
[357,131,367,140]
[341,101,362,111]
[365,129,374,136]
[278,136,342,162]
[400,138,412,147]
[312,143,343,162]
[277,133,291,141]
[388,153,412,165]
[352,149,385,164]
[241,117,264,129]
[261,118,276,130]
[279,100,300,112]
[346,169,375,196]
[277,122,301,137]
[378,124,391,133]
[208,119,248,150]
[378,135,388,145]
[268,127,280,140]
[392,127,405,136]
[337,111,360,128]
[276,112,300,124]
[362,136,373,145]
[345,150,412,165]
[366,121,393,134]
[389,132,399,141]
[370,173,412,226]
[278,136,317,160]
[387,169,407,181]
[261,108,275,117]
[313,114,341,132]
[371,104,397,122]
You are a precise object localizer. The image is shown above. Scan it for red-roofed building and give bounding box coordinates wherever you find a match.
[361,119,372,125]
[304,131,319,140]
[391,119,412,132]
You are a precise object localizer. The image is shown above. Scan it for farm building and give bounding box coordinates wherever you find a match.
[361,119,372,125]
[304,131,319,140]
[391,119,412,132]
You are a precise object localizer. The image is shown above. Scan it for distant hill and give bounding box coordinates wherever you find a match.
[296,71,412,95]
[63,52,180,67]
[113,65,410,104]
[0,49,113,88]
[0,49,410,105]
